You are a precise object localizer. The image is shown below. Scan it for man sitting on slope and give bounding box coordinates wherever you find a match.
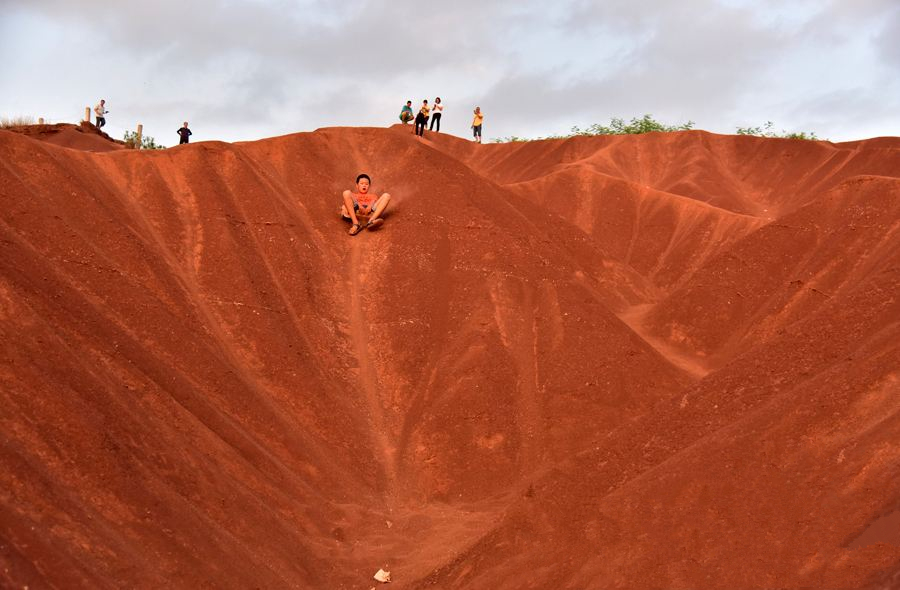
[340,173,391,236]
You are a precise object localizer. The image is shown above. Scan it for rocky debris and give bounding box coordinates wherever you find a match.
[373,568,391,583]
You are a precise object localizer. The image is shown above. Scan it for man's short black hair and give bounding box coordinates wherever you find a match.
[356,174,371,184]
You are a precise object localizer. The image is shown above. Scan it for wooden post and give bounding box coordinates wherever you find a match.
[136,124,143,150]
[38,118,44,125]
[85,107,91,122]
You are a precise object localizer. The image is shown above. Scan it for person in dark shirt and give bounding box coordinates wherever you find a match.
[177,122,192,144]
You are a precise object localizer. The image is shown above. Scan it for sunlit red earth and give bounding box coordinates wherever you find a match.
[1,122,898,588]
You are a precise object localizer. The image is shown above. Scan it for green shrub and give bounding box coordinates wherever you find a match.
[492,114,694,143]
[736,121,819,140]
[123,131,166,150]
[781,131,819,140]
[491,136,531,143]
[571,114,695,136]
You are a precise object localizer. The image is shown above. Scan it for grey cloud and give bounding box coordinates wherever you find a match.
[875,5,900,68]
[798,0,899,44]
[11,0,514,76]
[475,70,708,141]
[783,85,900,140]
[563,0,669,33]
[549,1,791,106]
[473,0,791,137]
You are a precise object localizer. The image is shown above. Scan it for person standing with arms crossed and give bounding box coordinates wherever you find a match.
[430,97,443,132]
[471,106,484,143]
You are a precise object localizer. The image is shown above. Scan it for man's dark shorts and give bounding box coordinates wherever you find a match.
[341,197,382,220]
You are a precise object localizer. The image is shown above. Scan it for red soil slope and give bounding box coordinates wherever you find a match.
[2,122,124,152]
[1,126,898,588]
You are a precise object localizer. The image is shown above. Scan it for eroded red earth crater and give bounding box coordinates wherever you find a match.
[1,124,898,588]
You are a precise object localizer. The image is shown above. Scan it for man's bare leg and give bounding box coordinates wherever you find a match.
[368,193,391,224]
[342,190,363,235]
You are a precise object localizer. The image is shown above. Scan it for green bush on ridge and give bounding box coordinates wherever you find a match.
[571,114,695,136]
[123,130,166,150]
[735,121,819,140]
[493,114,694,143]
[493,115,821,143]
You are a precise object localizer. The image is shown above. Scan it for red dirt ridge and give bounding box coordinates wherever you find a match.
[2,122,125,152]
[1,125,899,588]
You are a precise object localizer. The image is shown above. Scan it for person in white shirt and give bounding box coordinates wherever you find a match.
[429,97,443,132]
[94,100,108,128]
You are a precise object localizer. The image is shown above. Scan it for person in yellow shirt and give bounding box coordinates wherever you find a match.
[415,99,430,137]
[471,106,483,143]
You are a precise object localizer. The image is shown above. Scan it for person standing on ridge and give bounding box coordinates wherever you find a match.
[177,122,193,144]
[471,106,484,143]
[94,99,108,129]
[414,99,430,138]
[340,173,392,236]
[399,100,414,125]
[430,97,443,132]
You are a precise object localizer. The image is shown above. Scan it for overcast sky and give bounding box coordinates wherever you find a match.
[3,0,899,146]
